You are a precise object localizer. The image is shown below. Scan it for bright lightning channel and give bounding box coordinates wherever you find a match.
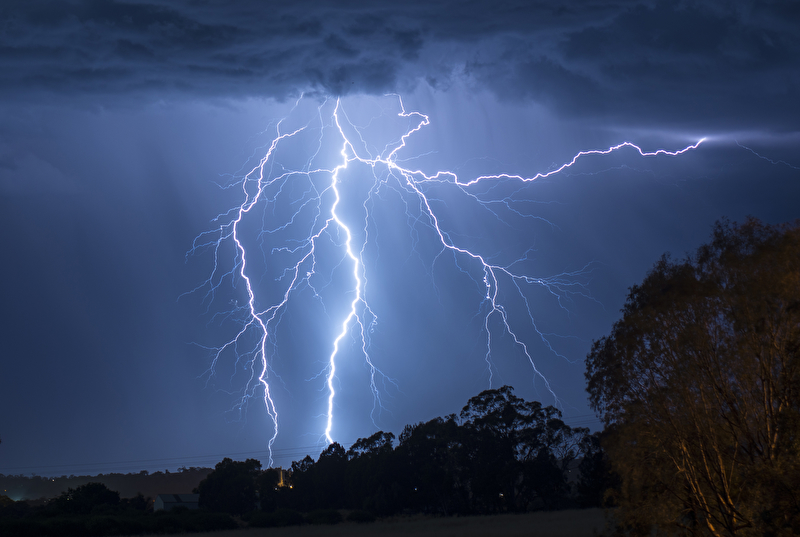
[188,94,704,463]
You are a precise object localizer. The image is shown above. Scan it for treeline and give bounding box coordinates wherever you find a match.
[292,385,605,514]
[200,385,607,517]
[0,385,610,536]
[0,483,235,536]
[0,467,211,504]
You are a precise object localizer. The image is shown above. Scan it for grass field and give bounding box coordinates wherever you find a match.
[152,508,607,537]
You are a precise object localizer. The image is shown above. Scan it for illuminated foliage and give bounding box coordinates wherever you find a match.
[586,218,800,536]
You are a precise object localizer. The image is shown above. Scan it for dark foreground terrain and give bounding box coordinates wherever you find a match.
[134,509,606,537]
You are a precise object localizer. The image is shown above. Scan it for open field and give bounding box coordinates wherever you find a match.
[141,509,607,537]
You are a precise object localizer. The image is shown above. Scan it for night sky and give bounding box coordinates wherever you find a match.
[1,1,798,477]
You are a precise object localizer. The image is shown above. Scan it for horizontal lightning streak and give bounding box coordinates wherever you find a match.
[189,94,706,461]
[461,139,706,186]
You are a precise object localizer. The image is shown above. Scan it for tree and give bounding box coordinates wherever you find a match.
[347,431,394,460]
[287,455,316,511]
[55,482,120,514]
[585,218,800,536]
[575,431,618,508]
[312,442,347,509]
[284,443,348,511]
[459,386,587,512]
[256,468,283,512]
[346,432,397,514]
[396,415,466,515]
[197,458,261,515]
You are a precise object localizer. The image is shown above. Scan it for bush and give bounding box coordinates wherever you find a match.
[97,516,147,536]
[346,509,376,523]
[0,518,45,537]
[42,517,86,537]
[248,507,305,528]
[306,509,342,525]
[56,483,119,515]
[85,515,120,536]
[152,513,184,534]
[151,508,237,533]
[180,511,238,532]
[197,457,261,515]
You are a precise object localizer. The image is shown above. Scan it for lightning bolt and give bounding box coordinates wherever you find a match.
[187,93,704,462]
[736,140,800,169]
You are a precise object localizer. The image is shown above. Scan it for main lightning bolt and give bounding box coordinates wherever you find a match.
[187,94,704,461]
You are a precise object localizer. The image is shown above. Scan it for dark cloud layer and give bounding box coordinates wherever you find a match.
[2,0,798,130]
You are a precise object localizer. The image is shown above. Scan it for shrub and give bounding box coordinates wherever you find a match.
[0,518,45,537]
[347,509,376,523]
[306,509,342,525]
[56,483,119,515]
[248,507,305,528]
[42,517,86,537]
[181,511,238,532]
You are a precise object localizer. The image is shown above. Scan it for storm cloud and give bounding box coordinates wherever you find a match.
[2,1,798,130]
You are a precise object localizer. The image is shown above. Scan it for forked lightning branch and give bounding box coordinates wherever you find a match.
[187,94,704,464]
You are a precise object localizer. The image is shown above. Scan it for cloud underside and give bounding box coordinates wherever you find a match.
[2,0,799,129]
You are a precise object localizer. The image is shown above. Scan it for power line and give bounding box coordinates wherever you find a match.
[0,445,324,475]
[2,415,602,476]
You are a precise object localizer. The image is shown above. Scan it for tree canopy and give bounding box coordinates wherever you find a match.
[585,218,800,537]
[280,386,596,516]
[55,482,120,515]
[197,458,261,515]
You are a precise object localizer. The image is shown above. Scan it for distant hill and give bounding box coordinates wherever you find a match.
[0,467,212,501]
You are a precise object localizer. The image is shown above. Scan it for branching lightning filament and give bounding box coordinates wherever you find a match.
[187,94,704,462]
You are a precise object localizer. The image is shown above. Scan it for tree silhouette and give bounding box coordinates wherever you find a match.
[312,442,347,509]
[397,415,466,515]
[197,458,261,515]
[55,482,120,515]
[256,467,283,512]
[459,386,586,512]
[345,431,396,513]
[575,431,618,508]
